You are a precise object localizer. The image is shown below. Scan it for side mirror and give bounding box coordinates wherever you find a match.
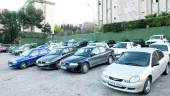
[91,53,96,57]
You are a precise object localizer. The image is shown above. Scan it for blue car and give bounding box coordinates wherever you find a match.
[8,48,49,69]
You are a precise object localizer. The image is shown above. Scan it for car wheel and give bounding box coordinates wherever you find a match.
[20,62,27,69]
[108,56,113,64]
[142,78,151,95]
[81,63,89,74]
[163,65,168,75]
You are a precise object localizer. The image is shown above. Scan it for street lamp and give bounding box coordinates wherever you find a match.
[87,4,96,41]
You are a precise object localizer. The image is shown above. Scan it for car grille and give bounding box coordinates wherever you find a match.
[38,61,46,64]
[109,77,123,82]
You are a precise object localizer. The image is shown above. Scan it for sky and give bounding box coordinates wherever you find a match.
[0,0,97,25]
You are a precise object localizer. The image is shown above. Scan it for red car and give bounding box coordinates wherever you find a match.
[0,45,7,52]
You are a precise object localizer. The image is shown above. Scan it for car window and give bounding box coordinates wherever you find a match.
[91,48,100,55]
[30,50,39,56]
[63,48,69,53]
[152,51,160,66]
[156,50,164,60]
[99,47,106,53]
[40,49,48,55]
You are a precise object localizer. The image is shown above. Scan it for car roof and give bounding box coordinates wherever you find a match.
[150,43,169,46]
[127,48,157,54]
[151,34,164,36]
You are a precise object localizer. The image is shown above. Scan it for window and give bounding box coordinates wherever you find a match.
[91,48,100,55]
[63,48,69,54]
[99,47,106,53]
[152,52,160,66]
[40,49,48,55]
[30,50,39,57]
[156,50,164,60]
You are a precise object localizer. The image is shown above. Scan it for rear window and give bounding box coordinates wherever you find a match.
[150,45,168,51]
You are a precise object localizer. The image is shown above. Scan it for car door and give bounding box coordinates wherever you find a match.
[151,51,162,81]
[28,49,39,65]
[157,50,168,74]
[89,47,101,66]
[98,47,108,63]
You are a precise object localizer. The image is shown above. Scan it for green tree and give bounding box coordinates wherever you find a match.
[41,23,52,34]
[0,10,20,43]
[18,5,44,32]
[54,25,63,33]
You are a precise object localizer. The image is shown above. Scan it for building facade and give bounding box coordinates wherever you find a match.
[98,0,170,24]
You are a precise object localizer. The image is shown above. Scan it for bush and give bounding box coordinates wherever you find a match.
[103,14,170,32]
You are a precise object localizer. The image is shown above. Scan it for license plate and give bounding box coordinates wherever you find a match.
[61,66,66,70]
[108,81,122,87]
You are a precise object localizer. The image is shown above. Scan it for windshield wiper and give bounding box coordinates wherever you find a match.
[123,63,140,66]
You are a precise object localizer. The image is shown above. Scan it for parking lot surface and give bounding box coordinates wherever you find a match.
[0,53,170,96]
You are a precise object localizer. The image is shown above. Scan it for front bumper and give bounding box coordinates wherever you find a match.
[102,76,144,93]
[60,64,79,71]
[8,62,20,69]
[36,62,58,70]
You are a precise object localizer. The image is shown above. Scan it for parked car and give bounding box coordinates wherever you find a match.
[111,42,141,56]
[106,40,116,48]
[76,41,88,48]
[8,48,49,69]
[0,45,7,52]
[87,42,109,48]
[36,47,77,70]
[13,44,37,55]
[149,43,170,61]
[102,48,169,94]
[60,46,115,73]
[145,35,168,46]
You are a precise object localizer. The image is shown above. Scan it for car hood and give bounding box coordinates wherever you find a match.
[103,63,147,80]
[63,55,88,63]
[112,48,126,55]
[37,55,61,62]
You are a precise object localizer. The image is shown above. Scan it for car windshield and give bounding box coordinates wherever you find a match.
[20,50,31,56]
[116,52,150,67]
[150,45,168,51]
[74,48,92,56]
[48,48,63,55]
[150,36,161,39]
[113,43,127,48]
[19,45,29,49]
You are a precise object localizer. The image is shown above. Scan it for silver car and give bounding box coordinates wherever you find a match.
[101,48,169,94]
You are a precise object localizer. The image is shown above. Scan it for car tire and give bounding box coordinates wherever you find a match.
[108,56,113,65]
[163,65,168,75]
[142,77,151,95]
[20,62,27,69]
[81,63,89,74]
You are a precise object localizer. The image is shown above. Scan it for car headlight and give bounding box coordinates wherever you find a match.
[129,76,140,83]
[12,61,17,64]
[45,61,50,64]
[69,63,78,66]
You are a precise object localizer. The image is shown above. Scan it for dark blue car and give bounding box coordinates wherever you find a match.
[8,48,49,69]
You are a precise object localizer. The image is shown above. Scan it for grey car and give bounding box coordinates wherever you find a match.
[60,46,115,73]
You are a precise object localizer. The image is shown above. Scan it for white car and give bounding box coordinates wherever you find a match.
[149,43,170,61]
[87,42,109,49]
[111,42,141,56]
[102,48,169,94]
[145,35,168,46]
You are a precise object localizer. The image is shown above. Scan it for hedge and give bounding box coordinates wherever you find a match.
[103,15,170,32]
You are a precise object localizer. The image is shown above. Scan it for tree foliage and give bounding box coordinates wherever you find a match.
[18,5,44,32]
[41,23,52,34]
[54,24,63,33]
[0,10,20,43]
